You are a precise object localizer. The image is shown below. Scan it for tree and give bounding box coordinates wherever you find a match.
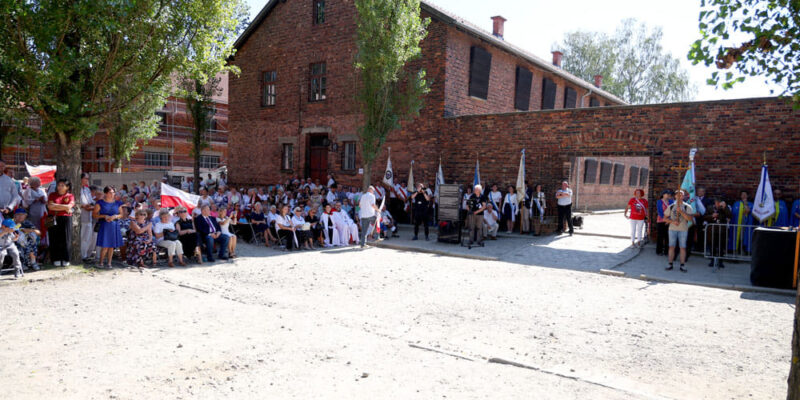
[687,0,799,104]
[107,88,165,172]
[354,0,430,190]
[183,77,221,193]
[556,19,695,104]
[689,4,800,398]
[0,0,244,263]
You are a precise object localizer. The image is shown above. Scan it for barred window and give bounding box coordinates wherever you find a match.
[309,63,327,102]
[313,0,325,24]
[281,144,293,171]
[156,111,167,125]
[199,155,220,169]
[261,71,276,107]
[96,146,105,159]
[342,141,356,171]
[144,151,170,167]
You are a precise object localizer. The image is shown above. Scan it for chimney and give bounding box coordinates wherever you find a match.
[593,74,603,88]
[491,16,507,39]
[552,51,563,67]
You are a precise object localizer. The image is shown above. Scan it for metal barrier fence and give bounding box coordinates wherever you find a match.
[703,223,758,262]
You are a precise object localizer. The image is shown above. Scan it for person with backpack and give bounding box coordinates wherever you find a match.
[665,189,694,273]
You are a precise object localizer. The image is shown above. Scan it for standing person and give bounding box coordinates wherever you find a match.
[665,189,694,273]
[410,183,430,241]
[466,185,488,248]
[22,176,47,230]
[488,184,502,214]
[555,181,574,236]
[47,179,74,266]
[530,184,546,236]
[358,186,379,248]
[0,159,21,216]
[655,190,674,256]
[728,190,754,255]
[765,188,790,227]
[79,173,96,262]
[502,185,518,233]
[93,186,124,269]
[693,187,713,253]
[704,198,731,269]
[154,209,186,268]
[624,189,649,248]
[520,183,532,234]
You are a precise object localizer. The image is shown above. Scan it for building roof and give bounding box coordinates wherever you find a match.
[232,0,627,105]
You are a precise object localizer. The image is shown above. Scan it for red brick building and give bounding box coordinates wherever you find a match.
[228,0,800,208]
[3,76,230,177]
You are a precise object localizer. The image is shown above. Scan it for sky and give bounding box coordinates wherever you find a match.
[244,0,783,102]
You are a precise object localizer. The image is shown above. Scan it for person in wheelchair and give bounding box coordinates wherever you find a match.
[0,218,24,279]
[13,208,40,271]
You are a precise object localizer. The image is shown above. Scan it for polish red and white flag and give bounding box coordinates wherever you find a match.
[161,183,201,212]
[25,163,57,186]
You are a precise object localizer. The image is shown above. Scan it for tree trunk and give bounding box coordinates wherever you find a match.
[361,162,372,192]
[55,133,83,265]
[788,286,800,399]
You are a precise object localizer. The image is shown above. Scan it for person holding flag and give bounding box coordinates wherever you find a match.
[765,188,790,227]
[410,183,431,240]
[752,162,776,224]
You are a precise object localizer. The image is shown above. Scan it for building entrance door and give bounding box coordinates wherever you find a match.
[308,134,328,183]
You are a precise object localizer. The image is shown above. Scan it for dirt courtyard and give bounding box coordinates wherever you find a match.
[0,244,794,399]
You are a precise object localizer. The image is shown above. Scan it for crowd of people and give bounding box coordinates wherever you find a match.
[2,153,798,281]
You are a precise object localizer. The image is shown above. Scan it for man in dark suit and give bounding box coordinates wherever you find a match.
[195,205,229,262]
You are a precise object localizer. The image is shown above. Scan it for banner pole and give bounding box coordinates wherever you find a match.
[794,230,799,289]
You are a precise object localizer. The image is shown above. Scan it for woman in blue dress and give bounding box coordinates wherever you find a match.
[93,186,125,269]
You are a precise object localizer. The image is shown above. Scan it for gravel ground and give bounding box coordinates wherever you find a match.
[0,243,793,399]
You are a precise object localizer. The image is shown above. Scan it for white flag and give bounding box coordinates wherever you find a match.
[383,155,393,187]
[516,149,526,205]
[434,161,444,201]
[407,161,414,193]
[752,164,776,222]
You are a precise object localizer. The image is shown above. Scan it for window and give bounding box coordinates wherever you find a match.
[309,63,327,102]
[514,66,533,110]
[468,46,492,99]
[144,151,170,167]
[589,97,600,107]
[564,87,577,109]
[208,118,218,132]
[261,71,276,107]
[639,168,649,185]
[13,152,26,167]
[342,141,356,171]
[613,163,625,185]
[583,159,598,184]
[156,111,167,125]
[199,155,220,169]
[96,147,105,159]
[281,143,293,170]
[541,78,556,110]
[599,161,613,184]
[313,0,325,25]
[629,166,640,186]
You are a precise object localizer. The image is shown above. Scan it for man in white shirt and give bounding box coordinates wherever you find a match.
[326,185,339,206]
[484,204,500,239]
[79,173,96,261]
[358,186,380,248]
[555,181,574,235]
[0,160,21,215]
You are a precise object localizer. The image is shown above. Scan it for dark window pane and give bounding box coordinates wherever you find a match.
[639,168,649,185]
[514,66,532,110]
[564,87,577,109]
[599,161,613,184]
[590,97,600,107]
[313,0,325,24]
[541,78,556,110]
[309,63,327,102]
[629,166,640,186]
[613,163,625,185]
[584,159,598,184]
[468,46,492,99]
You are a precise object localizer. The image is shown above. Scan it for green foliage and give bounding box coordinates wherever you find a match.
[557,19,695,104]
[107,90,164,170]
[687,0,799,103]
[354,0,430,187]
